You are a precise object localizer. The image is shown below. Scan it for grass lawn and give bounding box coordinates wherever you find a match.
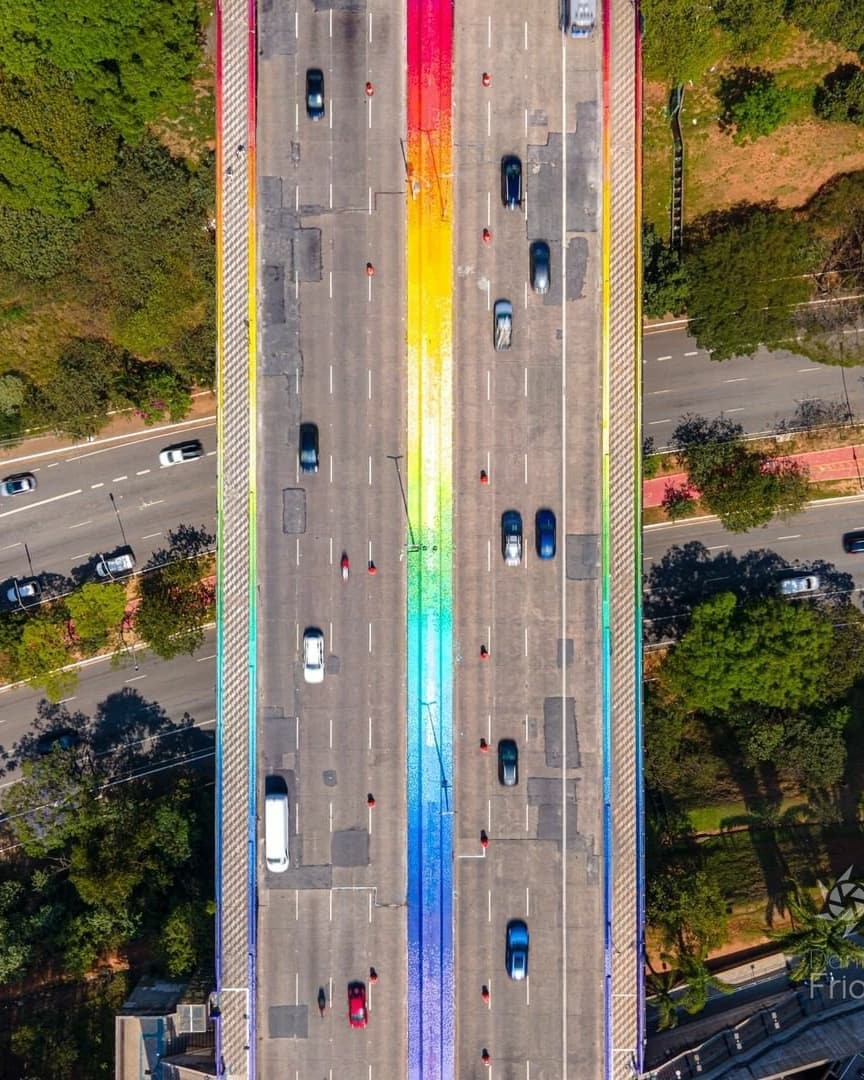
[643,30,864,237]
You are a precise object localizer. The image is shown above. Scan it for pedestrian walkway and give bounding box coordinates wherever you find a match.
[644,444,864,508]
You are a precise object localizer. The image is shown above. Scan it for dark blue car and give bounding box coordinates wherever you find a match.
[535,509,556,559]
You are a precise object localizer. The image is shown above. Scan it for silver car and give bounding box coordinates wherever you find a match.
[779,574,820,596]
[501,510,522,567]
[0,473,36,497]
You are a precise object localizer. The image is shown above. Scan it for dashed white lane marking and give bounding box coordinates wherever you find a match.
[656,355,672,361]
[125,675,147,684]
[135,469,150,476]
[777,534,801,541]
[46,462,59,468]
[69,521,92,529]
[368,11,372,41]
[487,14,492,47]
[651,389,672,395]
[0,542,21,551]
[648,419,671,425]
[797,366,822,372]
[196,654,217,662]
[706,545,727,551]
[91,482,104,489]
[524,19,528,48]
[0,489,83,518]
[69,552,91,560]
[684,350,699,356]
[724,377,748,383]
[141,532,162,540]
[487,100,491,137]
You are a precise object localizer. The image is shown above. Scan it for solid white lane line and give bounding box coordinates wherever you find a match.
[0,488,82,518]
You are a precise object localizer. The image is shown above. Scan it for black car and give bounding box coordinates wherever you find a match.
[306,68,325,121]
[529,240,550,295]
[498,739,518,786]
[844,530,864,553]
[299,423,319,474]
[501,155,522,210]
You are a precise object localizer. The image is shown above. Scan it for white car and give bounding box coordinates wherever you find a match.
[159,440,204,466]
[7,579,40,604]
[0,473,36,497]
[303,628,325,684]
[96,552,135,578]
[779,574,820,596]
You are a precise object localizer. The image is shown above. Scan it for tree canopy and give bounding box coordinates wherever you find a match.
[657,591,841,715]
[685,208,813,361]
[0,0,203,140]
[641,0,723,86]
[671,413,810,531]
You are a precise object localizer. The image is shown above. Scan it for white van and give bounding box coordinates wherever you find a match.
[561,0,596,36]
[265,791,290,873]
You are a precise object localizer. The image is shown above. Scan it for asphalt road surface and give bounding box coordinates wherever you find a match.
[643,498,864,639]
[451,9,604,1079]
[0,418,216,606]
[0,627,216,787]
[255,1,408,1075]
[644,322,864,445]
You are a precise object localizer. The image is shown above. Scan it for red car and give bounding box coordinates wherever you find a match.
[348,981,368,1028]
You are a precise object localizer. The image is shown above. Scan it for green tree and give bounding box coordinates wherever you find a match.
[648,863,730,956]
[645,967,681,1031]
[0,881,34,982]
[0,609,26,682]
[643,223,690,318]
[685,207,813,361]
[672,413,810,531]
[66,583,126,651]
[769,887,864,980]
[658,592,837,715]
[0,69,118,217]
[714,0,786,55]
[39,338,120,438]
[16,615,77,701]
[718,69,797,144]
[76,140,214,367]
[160,900,212,978]
[735,704,849,787]
[662,481,698,520]
[121,367,193,425]
[787,0,864,53]
[674,950,733,1015]
[641,0,723,85]
[814,64,864,124]
[0,374,26,414]
[0,205,81,279]
[135,555,214,660]
[2,750,100,858]
[0,0,203,141]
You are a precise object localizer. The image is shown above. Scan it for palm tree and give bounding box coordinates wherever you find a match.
[673,950,733,1015]
[769,887,864,982]
[645,966,680,1031]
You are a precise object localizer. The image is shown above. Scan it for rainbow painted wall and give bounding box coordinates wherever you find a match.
[405,0,455,1075]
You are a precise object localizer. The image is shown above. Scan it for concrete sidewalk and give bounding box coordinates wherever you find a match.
[0,390,216,465]
[644,444,864,508]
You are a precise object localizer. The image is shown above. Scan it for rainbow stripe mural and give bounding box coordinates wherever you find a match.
[405,0,455,1076]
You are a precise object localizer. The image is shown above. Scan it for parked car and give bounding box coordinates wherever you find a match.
[95,551,135,578]
[0,473,36,497]
[505,919,529,980]
[498,739,518,786]
[493,299,513,351]
[844,530,864,554]
[535,508,556,559]
[348,982,368,1028]
[306,68,325,121]
[159,440,204,466]
[779,574,820,596]
[501,155,522,210]
[303,627,325,683]
[501,510,522,567]
[6,579,40,605]
[299,423,319,474]
[530,240,550,294]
